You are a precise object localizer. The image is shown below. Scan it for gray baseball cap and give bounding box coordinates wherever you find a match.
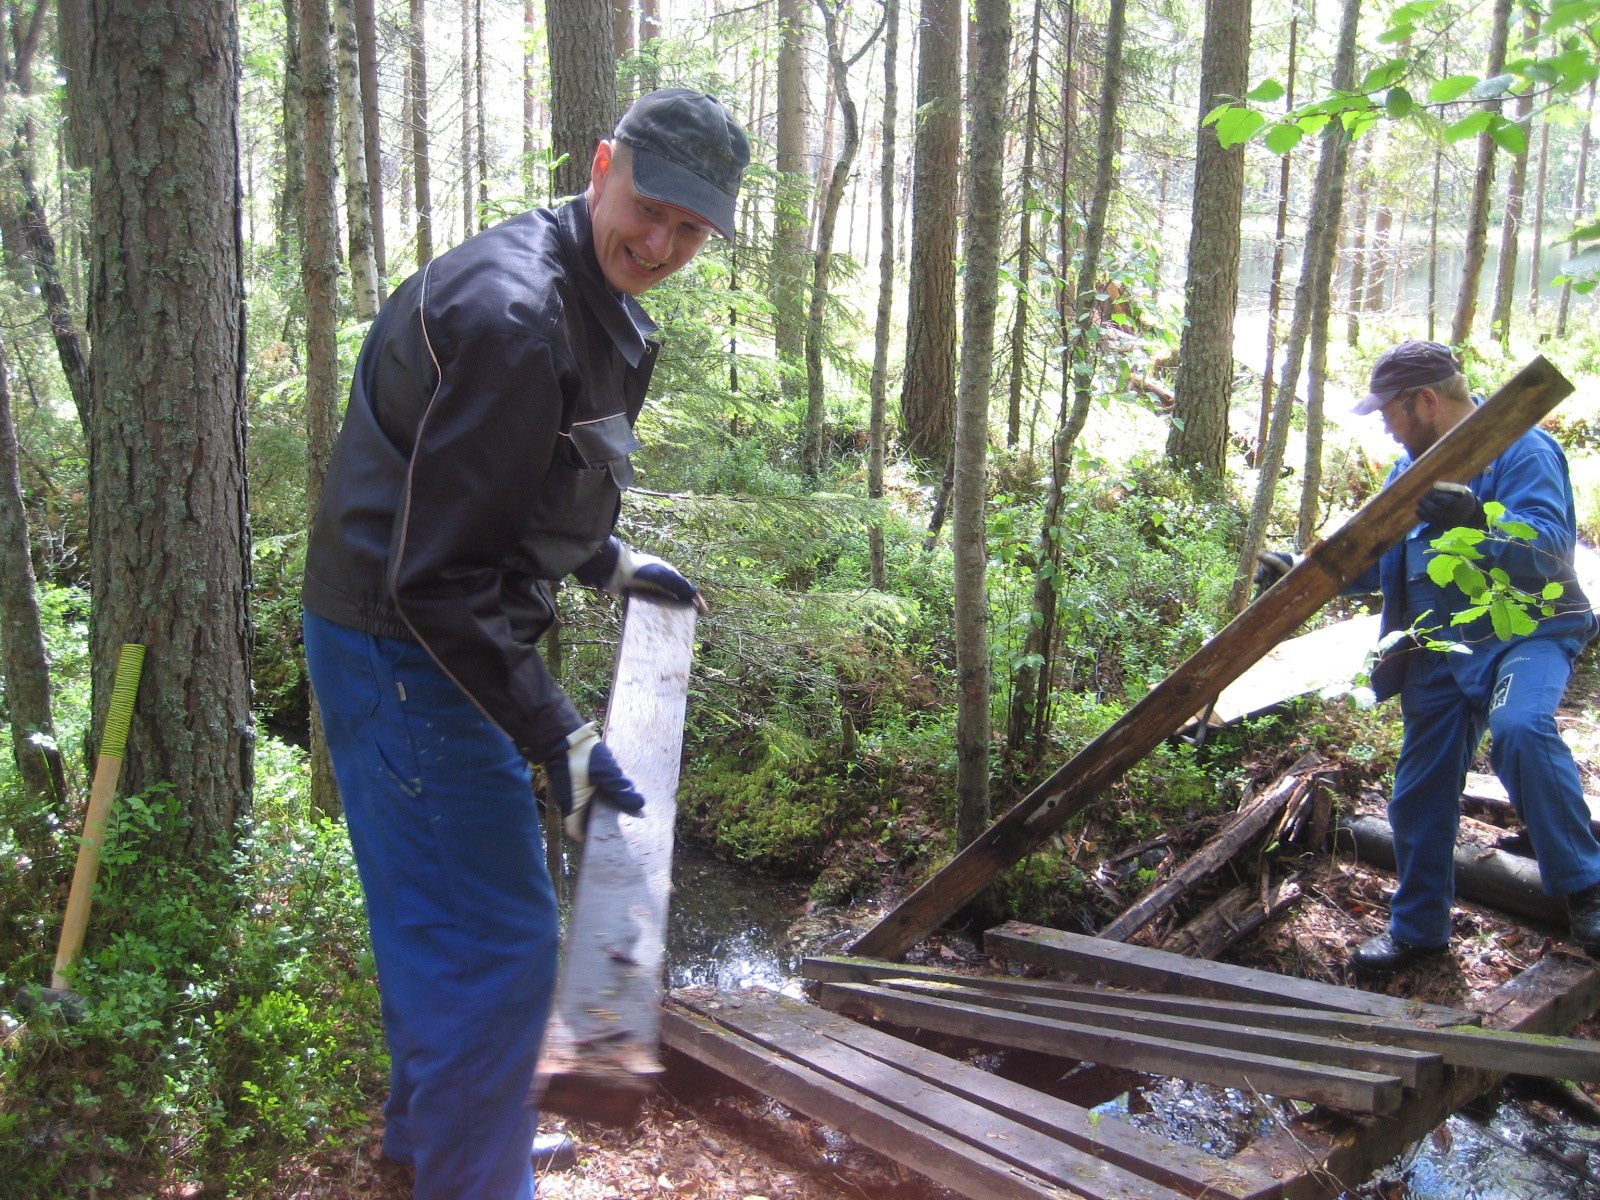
[1353,340,1463,414]
[613,88,749,242]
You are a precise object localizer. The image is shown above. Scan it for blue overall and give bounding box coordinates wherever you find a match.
[305,611,557,1200]
[1361,428,1600,946]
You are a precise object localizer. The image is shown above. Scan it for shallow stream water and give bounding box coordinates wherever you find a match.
[657,842,1600,1199]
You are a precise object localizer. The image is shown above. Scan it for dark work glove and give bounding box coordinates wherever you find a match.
[1253,550,1302,593]
[546,721,646,842]
[574,537,707,612]
[1416,482,1486,530]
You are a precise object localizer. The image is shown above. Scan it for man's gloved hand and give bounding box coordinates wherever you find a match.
[1253,550,1302,593]
[1416,481,1486,530]
[546,721,646,842]
[576,537,708,612]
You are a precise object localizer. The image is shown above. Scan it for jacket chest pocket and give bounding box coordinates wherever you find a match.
[519,412,641,579]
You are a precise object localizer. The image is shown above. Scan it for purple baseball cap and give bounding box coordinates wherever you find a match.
[1352,340,1463,415]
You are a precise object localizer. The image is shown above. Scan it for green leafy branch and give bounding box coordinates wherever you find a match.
[1412,501,1565,648]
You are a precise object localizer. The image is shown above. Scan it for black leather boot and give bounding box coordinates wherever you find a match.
[532,1131,578,1172]
[1567,882,1600,954]
[1349,931,1448,976]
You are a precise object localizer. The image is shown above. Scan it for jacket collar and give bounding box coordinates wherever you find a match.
[556,198,659,368]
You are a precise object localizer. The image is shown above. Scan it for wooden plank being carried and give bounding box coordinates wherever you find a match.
[871,978,1443,1090]
[684,989,1281,1200]
[661,1005,1083,1200]
[535,597,697,1125]
[801,954,1600,1082]
[1231,956,1600,1199]
[851,358,1575,961]
[987,921,1475,1025]
[675,990,1203,1200]
[819,981,1406,1114]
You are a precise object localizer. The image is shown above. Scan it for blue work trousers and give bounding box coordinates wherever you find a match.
[1389,637,1600,946]
[304,611,558,1200]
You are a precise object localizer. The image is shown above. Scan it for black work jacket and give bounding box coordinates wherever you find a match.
[303,198,659,762]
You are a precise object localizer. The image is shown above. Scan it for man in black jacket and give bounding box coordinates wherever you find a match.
[302,89,748,1200]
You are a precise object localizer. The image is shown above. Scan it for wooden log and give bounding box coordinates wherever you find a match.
[660,1006,1084,1200]
[871,978,1443,1090]
[676,991,1199,1200]
[850,358,1575,961]
[679,989,1281,1200]
[1099,756,1324,943]
[819,982,1406,1114]
[803,956,1600,1083]
[1461,770,1600,840]
[1159,876,1303,959]
[1231,956,1600,1199]
[985,922,1476,1024]
[534,597,697,1124]
[1335,814,1567,928]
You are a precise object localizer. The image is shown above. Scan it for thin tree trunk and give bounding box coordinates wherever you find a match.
[1530,119,1550,321]
[9,152,90,425]
[461,0,473,240]
[524,0,538,196]
[1257,15,1296,465]
[1368,203,1392,313]
[354,0,386,293]
[410,0,434,265]
[772,0,808,421]
[1233,0,1359,612]
[613,0,634,61]
[802,1,865,480]
[867,0,899,591]
[1344,139,1369,346]
[952,0,1009,849]
[0,333,65,828]
[475,0,487,228]
[335,0,379,320]
[1558,78,1596,337]
[1005,0,1043,450]
[1451,0,1512,346]
[1166,0,1252,481]
[1427,86,1443,341]
[281,0,306,263]
[1490,20,1535,347]
[302,0,344,818]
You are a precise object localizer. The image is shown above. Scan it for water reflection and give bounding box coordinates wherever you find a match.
[664,841,808,997]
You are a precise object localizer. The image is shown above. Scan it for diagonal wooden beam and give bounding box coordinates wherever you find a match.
[852,357,1574,960]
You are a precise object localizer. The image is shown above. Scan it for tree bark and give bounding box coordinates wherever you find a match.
[0,332,65,830]
[280,0,306,263]
[410,0,433,264]
[898,0,960,470]
[1344,140,1369,346]
[1166,0,1252,482]
[772,0,808,423]
[546,0,616,201]
[1257,16,1296,463]
[867,0,898,591]
[354,0,385,293]
[1490,29,1534,348]
[1450,0,1512,347]
[952,0,1009,848]
[461,0,473,240]
[302,0,345,819]
[334,0,379,320]
[68,0,253,856]
[1004,0,1044,450]
[1558,79,1596,338]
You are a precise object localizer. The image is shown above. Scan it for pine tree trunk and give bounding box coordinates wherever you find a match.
[1233,0,1359,612]
[899,0,960,470]
[1450,0,1511,346]
[772,0,808,421]
[69,0,253,856]
[335,0,379,320]
[1490,34,1534,347]
[546,0,615,201]
[0,334,65,830]
[355,0,385,294]
[952,0,1010,849]
[1167,0,1252,482]
[410,0,434,264]
[867,0,899,592]
[302,0,345,820]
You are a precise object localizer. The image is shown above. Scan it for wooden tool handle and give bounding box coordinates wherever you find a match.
[51,644,145,991]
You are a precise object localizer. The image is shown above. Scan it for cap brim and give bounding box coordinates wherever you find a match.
[1351,389,1396,416]
[629,147,738,242]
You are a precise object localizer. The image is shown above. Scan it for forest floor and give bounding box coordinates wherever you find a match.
[263,653,1600,1200]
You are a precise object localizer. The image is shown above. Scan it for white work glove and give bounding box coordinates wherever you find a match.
[544,722,647,842]
[578,537,707,612]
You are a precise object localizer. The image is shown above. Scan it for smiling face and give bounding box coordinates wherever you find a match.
[586,141,713,296]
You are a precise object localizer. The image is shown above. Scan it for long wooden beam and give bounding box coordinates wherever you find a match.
[819,982,1406,1114]
[851,357,1575,960]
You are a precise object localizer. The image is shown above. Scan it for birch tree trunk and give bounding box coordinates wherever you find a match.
[335,0,379,320]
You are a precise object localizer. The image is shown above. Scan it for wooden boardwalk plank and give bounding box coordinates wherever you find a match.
[850,358,1575,960]
[715,990,1283,1200]
[819,982,1405,1114]
[985,922,1475,1026]
[536,597,697,1124]
[660,1006,1086,1200]
[875,978,1443,1090]
[1230,956,1600,1199]
[676,991,1196,1200]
